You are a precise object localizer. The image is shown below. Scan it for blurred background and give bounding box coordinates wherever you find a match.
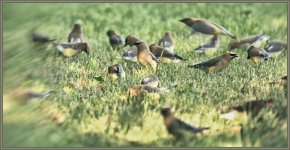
[3,3,287,147]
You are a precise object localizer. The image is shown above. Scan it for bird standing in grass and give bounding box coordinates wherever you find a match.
[228,33,270,50]
[149,44,186,63]
[193,35,219,56]
[122,35,141,62]
[127,84,177,97]
[133,41,158,71]
[188,53,238,73]
[179,17,236,39]
[107,30,124,50]
[158,32,175,52]
[68,23,86,43]
[247,46,269,64]
[264,40,287,58]
[54,42,90,57]
[108,64,125,81]
[160,106,209,139]
[140,75,160,87]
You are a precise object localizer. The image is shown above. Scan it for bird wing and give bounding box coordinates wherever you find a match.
[175,118,208,133]
[198,56,222,67]
[192,20,216,34]
[209,21,235,38]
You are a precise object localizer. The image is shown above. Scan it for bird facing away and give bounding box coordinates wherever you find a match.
[55,42,90,57]
[220,99,274,120]
[108,64,125,81]
[149,44,186,63]
[31,32,56,44]
[68,23,86,43]
[247,46,269,64]
[264,40,287,58]
[107,30,124,49]
[158,32,175,52]
[140,75,160,87]
[188,53,238,73]
[160,106,209,139]
[193,35,219,56]
[228,33,270,50]
[133,41,158,71]
[179,17,236,39]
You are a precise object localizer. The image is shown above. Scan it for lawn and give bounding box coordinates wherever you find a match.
[2,3,288,147]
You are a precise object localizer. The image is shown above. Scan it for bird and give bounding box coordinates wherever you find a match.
[9,88,54,103]
[228,33,270,50]
[160,106,209,139]
[220,99,274,120]
[247,46,269,64]
[133,41,158,71]
[140,75,160,87]
[68,23,86,43]
[264,40,287,58]
[107,30,124,49]
[108,64,125,81]
[179,17,236,39]
[193,35,219,56]
[149,44,186,63]
[188,53,238,73]
[127,84,177,97]
[54,42,90,57]
[122,35,141,62]
[158,32,175,52]
[31,32,56,44]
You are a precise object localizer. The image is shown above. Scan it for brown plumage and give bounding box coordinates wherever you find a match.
[188,53,238,73]
[107,30,124,49]
[158,32,175,52]
[228,33,270,50]
[160,106,209,139]
[124,35,140,47]
[149,44,186,63]
[68,23,85,43]
[179,17,236,39]
[247,46,269,64]
[133,41,157,71]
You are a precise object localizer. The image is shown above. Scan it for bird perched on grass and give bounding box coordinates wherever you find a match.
[188,53,238,73]
[107,30,124,50]
[140,75,160,87]
[179,17,236,39]
[220,99,274,120]
[122,35,141,62]
[264,40,287,58]
[228,33,270,50]
[193,35,219,56]
[247,46,269,64]
[30,32,56,44]
[160,106,209,139]
[158,32,175,52]
[133,41,158,71]
[108,64,125,81]
[127,84,177,97]
[54,42,90,57]
[149,44,186,63]
[68,23,86,43]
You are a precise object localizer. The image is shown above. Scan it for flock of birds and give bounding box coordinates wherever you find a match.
[24,17,288,142]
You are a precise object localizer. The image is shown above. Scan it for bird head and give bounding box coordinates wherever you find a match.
[80,42,90,54]
[73,23,82,32]
[224,53,238,60]
[165,31,173,37]
[124,35,140,47]
[227,40,240,50]
[179,17,196,25]
[160,105,172,117]
[106,30,116,37]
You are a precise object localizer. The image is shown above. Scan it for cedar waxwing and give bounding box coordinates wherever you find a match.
[55,42,90,57]
[122,35,141,62]
[188,53,238,73]
[264,40,287,57]
[179,17,236,39]
[10,88,54,103]
[31,32,56,44]
[127,84,177,97]
[122,46,138,62]
[133,41,158,71]
[160,106,209,139]
[107,30,124,49]
[68,23,86,43]
[220,99,274,120]
[140,75,160,87]
[193,35,219,56]
[108,64,125,81]
[228,33,270,50]
[158,32,175,52]
[149,44,186,63]
[247,46,269,64]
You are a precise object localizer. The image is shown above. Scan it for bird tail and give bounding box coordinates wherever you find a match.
[175,54,187,60]
[49,39,56,42]
[188,63,202,69]
[193,127,210,133]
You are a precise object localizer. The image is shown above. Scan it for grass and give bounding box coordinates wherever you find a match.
[3,3,288,147]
